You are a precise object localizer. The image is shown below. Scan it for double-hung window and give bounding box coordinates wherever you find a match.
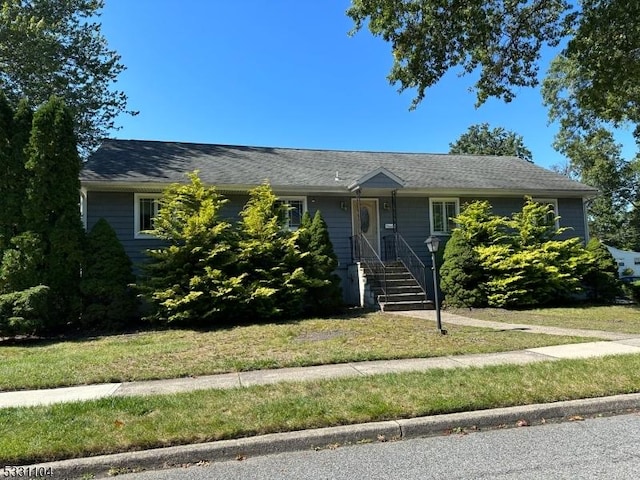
[532,198,559,229]
[276,197,306,230]
[134,193,161,238]
[429,198,459,235]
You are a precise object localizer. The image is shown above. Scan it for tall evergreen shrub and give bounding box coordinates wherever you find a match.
[582,238,620,303]
[441,198,593,309]
[142,173,237,325]
[235,183,308,320]
[303,210,342,315]
[440,201,503,308]
[23,96,85,325]
[81,218,137,329]
[440,229,486,308]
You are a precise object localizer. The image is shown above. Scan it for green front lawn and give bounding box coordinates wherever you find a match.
[0,311,596,391]
[3,354,640,465]
[456,305,640,334]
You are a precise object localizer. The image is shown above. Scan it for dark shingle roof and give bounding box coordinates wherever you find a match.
[81,139,596,195]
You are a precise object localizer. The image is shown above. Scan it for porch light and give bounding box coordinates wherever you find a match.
[425,236,446,335]
[425,235,440,254]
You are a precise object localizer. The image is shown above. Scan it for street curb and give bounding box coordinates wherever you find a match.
[24,393,640,479]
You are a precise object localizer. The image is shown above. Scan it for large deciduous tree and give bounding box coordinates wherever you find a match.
[0,0,133,156]
[348,1,640,250]
[449,123,533,162]
[347,0,574,108]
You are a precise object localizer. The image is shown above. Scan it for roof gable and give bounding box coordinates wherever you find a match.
[348,167,405,191]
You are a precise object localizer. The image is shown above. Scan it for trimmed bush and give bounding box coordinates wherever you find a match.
[141,173,238,325]
[302,210,343,315]
[630,281,640,303]
[235,183,309,320]
[582,238,621,303]
[442,198,593,309]
[81,218,137,329]
[0,285,49,336]
[440,228,486,308]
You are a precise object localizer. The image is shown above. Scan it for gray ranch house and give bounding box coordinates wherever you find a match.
[80,139,597,311]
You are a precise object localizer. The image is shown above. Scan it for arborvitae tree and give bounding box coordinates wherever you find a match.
[8,99,32,232]
[440,228,486,308]
[0,92,13,250]
[304,210,342,315]
[142,173,238,325]
[235,183,308,320]
[583,238,621,303]
[0,232,44,294]
[81,218,137,330]
[23,96,85,325]
[0,93,30,251]
[440,201,504,308]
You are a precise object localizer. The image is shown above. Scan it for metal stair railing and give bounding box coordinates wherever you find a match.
[383,233,428,302]
[351,233,387,298]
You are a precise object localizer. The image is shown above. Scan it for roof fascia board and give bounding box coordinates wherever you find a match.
[81,181,597,199]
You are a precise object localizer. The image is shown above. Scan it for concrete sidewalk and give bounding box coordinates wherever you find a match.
[3,311,640,409]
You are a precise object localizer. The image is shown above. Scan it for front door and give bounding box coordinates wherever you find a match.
[352,199,380,255]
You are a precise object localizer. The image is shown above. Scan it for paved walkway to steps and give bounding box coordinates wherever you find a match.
[3,311,640,409]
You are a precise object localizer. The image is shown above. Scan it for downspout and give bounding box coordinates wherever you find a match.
[582,196,591,244]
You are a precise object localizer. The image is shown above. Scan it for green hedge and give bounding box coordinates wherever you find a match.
[0,285,49,336]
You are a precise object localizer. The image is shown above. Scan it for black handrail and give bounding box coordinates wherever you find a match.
[351,234,387,298]
[383,233,428,302]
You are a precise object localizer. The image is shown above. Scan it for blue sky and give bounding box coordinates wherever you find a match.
[99,0,629,170]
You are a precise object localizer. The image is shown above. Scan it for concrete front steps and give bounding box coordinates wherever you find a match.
[363,261,434,312]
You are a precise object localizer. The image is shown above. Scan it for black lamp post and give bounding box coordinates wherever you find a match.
[425,236,446,335]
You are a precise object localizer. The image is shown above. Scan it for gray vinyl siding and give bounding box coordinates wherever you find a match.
[557,198,587,240]
[86,191,160,269]
[87,190,588,301]
[459,196,587,241]
[394,196,431,265]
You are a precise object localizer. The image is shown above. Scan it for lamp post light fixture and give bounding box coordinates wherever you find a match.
[425,235,446,335]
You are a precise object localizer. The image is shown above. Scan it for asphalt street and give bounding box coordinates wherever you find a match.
[117,411,640,480]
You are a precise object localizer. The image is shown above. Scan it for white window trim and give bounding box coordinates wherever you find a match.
[532,198,559,229]
[80,188,88,231]
[134,193,162,239]
[277,196,307,230]
[429,197,460,235]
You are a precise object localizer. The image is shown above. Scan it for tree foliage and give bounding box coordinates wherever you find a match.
[441,198,596,308]
[0,0,132,156]
[582,237,620,303]
[23,95,85,324]
[142,175,343,326]
[81,218,136,330]
[439,228,486,308]
[543,55,640,250]
[0,94,32,251]
[141,173,238,325]
[235,184,309,320]
[299,211,343,315]
[0,284,49,336]
[348,0,574,108]
[449,123,533,162]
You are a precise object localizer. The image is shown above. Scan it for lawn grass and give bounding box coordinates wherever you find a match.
[0,312,597,391]
[3,354,640,465]
[456,305,640,334]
